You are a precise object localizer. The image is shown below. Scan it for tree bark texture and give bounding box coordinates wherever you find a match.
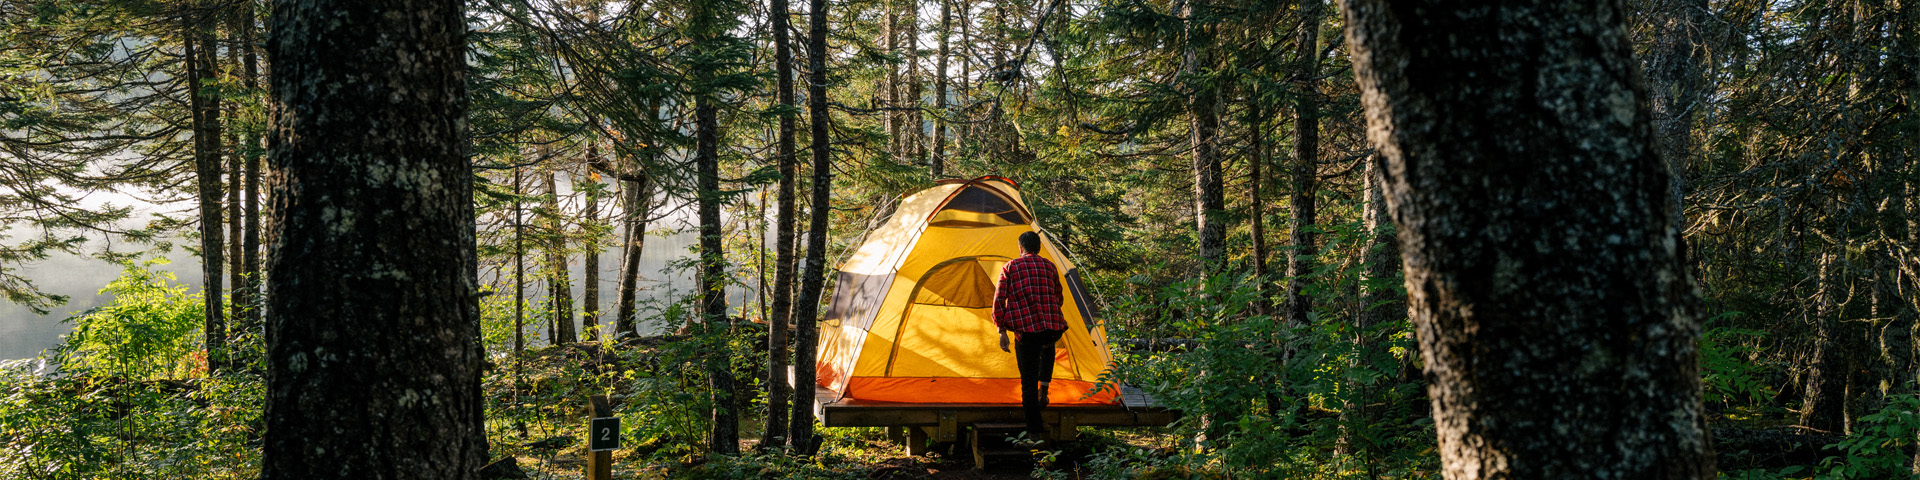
[1285,0,1322,331]
[1339,0,1715,478]
[261,0,484,477]
[694,95,739,455]
[1647,0,1706,215]
[1183,0,1225,269]
[186,12,228,374]
[790,0,831,451]
[764,0,797,446]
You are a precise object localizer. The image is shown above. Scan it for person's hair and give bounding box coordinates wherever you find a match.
[1019,231,1042,254]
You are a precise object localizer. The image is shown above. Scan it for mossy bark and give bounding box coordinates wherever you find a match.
[1340,0,1715,477]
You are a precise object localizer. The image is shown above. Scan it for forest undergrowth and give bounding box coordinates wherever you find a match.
[2,260,1909,479]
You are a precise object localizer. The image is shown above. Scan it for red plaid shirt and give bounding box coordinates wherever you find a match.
[993,253,1067,333]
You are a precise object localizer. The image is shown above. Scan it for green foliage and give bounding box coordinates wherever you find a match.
[0,367,264,479]
[1099,264,1437,479]
[1818,394,1920,479]
[52,259,204,380]
[1698,314,1775,408]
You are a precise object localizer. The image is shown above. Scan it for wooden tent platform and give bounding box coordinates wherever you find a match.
[812,384,1178,450]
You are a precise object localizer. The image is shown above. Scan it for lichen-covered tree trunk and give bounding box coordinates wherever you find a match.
[260,0,483,477]
[185,12,227,374]
[1339,0,1715,477]
[790,0,832,451]
[763,0,798,447]
[1284,0,1322,332]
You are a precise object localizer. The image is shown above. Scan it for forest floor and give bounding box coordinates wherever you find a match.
[502,427,1184,480]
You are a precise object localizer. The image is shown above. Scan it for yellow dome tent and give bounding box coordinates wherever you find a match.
[815,176,1118,405]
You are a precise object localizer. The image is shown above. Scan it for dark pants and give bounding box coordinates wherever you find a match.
[1014,329,1065,439]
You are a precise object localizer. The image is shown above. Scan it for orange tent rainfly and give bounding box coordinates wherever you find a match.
[815,176,1119,405]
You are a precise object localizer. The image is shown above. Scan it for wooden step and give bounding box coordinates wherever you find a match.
[969,423,1047,470]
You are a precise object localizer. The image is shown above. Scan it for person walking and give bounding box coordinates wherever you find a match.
[993,231,1068,441]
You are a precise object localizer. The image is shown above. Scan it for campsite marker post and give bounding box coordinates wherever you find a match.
[587,395,617,480]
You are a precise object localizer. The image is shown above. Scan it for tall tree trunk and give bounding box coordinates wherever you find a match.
[1285,0,1321,331]
[1183,0,1225,269]
[1648,0,1707,215]
[224,16,246,339]
[186,12,228,374]
[932,0,951,178]
[545,170,577,345]
[1341,155,1401,458]
[513,167,526,380]
[240,0,263,346]
[582,144,602,342]
[790,0,832,451]
[261,0,484,476]
[1801,253,1847,433]
[906,0,923,164]
[615,170,653,340]
[694,94,739,455]
[764,0,797,446]
[1248,97,1270,315]
[1339,0,1715,477]
[884,0,901,163]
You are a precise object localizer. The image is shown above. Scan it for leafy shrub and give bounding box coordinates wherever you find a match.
[50,259,203,379]
[1818,394,1920,479]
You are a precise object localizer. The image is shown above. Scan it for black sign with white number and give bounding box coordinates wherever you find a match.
[589,416,620,452]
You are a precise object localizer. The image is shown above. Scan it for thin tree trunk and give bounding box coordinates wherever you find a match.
[1285,0,1321,331]
[1802,253,1847,433]
[1339,0,1715,477]
[1183,0,1225,269]
[615,171,653,340]
[763,0,798,447]
[1248,97,1270,316]
[260,0,484,476]
[932,0,951,178]
[186,12,228,375]
[694,93,739,455]
[241,0,262,344]
[884,1,901,163]
[791,0,832,452]
[224,16,245,337]
[513,167,525,380]
[545,169,577,345]
[582,144,602,342]
[906,0,923,164]
[1341,155,1401,460]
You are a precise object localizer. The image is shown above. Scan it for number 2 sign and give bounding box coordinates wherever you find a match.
[589,416,620,452]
